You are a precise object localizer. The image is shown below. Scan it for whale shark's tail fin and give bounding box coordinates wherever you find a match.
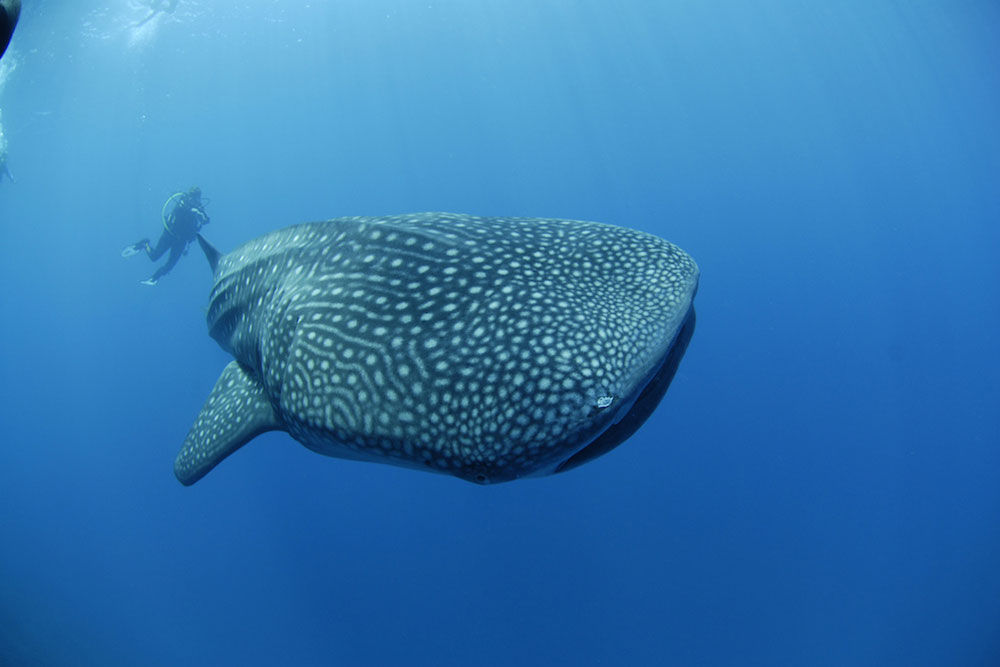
[197,233,221,273]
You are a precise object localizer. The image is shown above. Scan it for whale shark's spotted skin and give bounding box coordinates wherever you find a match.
[175,213,698,485]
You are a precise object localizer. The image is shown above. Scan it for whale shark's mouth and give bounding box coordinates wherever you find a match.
[455,305,697,486]
[554,306,697,474]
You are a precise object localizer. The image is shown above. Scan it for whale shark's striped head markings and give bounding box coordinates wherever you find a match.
[176,213,698,486]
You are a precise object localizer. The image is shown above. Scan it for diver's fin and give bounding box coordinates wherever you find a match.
[174,361,282,486]
[122,239,149,258]
[196,233,221,274]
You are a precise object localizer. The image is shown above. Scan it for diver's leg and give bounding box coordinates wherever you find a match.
[147,232,170,261]
[151,243,183,281]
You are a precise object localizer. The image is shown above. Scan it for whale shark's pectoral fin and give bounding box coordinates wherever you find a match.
[174,361,281,486]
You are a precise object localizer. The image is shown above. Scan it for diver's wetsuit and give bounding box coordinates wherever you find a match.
[140,196,208,282]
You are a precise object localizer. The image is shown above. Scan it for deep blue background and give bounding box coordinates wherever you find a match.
[1,1,998,665]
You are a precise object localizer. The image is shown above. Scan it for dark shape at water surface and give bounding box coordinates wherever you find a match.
[174,213,699,485]
[0,0,19,61]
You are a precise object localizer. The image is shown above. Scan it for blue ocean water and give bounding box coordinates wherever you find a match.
[1,1,998,665]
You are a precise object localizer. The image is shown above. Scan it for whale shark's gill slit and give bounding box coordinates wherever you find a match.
[208,308,241,347]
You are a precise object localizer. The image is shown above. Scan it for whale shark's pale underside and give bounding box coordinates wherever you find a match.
[175,213,698,485]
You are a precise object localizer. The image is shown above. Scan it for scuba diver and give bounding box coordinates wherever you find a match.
[122,186,210,286]
[0,0,19,61]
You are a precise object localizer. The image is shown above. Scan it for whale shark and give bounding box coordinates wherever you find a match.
[175,213,699,485]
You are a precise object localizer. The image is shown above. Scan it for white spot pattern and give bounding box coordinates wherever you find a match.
[192,213,698,484]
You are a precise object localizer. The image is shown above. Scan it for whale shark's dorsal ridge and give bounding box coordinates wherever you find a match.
[196,233,221,274]
[175,212,699,485]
